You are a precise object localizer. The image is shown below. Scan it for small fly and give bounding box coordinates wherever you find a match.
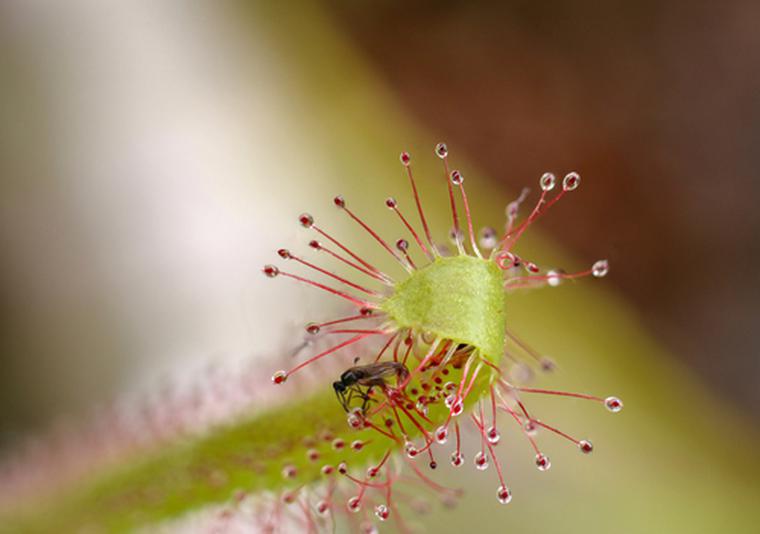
[333,361,410,413]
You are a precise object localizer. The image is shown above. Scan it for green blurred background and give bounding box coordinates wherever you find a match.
[0,1,758,532]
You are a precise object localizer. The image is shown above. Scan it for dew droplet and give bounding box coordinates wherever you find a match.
[535,453,551,471]
[435,425,449,444]
[337,462,348,474]
[448,227,464,245]
[347,496,361,513]
[366,466,379,478]
[562,172,581,191]
[277,248,291,259]
[435,142,448,158]
[321,464,334,475]
[579,440,594,454]
[479,226,498,249]
[305,323,320,335]
[298,213,314,228]
[540,172,556,191]
[263,265,280,278]
[592,259,609,278]
[347,409,364,429]
[404,441,418,458]
[523,420,538,436]
[396,238,409,252]
[385,197,397,209]
[333,195,346,208]
[332,438,345,450]
[486,426,501,445]
[474,451,489,470]
[497,485,513,504]
[316,500,330,516]
[605,396,623,413]
[429,460,437,470]
[307,448,320,462]
[445,394,464,416]
[281,465,297,479]
[271,370,287,384]
[375,504,390,521]
[400,152,411,166]
[450,451,464,467]
[351,440,365,451]
[450,170,464,185]
[525,261,540,274]
[540,357,556,373]
[547,270,562,287]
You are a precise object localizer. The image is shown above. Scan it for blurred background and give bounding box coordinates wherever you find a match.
[0,1,758,532]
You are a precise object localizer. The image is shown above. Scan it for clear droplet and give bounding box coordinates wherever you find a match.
[351,439,365,451]
[486,426,501,445]
[450,170,464,185]
[450,451,464,467]
[474,451,489,470]
[366,466,379,478]
[592,259,609,278]
[321,464,334,475]
[277,248,291,259]
[263,265,280,278]
[605,396,623,413]
[525,261,540,274]
[347,410,364,429]
[316,500,330,516]
[281,465,297,479]
[347,496,361,513]
[333,195,346,208]
[547,270,562,287]
[308,239,321,250]
[450,397,464,417]
[400,152,411,166]
[305,323,320,335]
[540,172,556,191]
[337,462,347,474]
[396,238,409,252]
[271,370,287,384]
[523,420,538,436]
[435,425,449,444]
[479,226,498,249]
[497,485,513,504]
[404,441,418,458]
[562,172,581,191]
[535,453,551,471]
[332,438,345,450]
[375,504,390,521]
[307,448,320,462]
[540,357,556,373]
[579,439,594,454]
[385,197,397,209]
[435,142,448,158]
[298,213,314,228]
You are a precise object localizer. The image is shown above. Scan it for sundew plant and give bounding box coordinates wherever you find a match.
[0,144,622,533]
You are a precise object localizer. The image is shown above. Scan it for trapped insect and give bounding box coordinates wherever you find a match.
[333,361,410,413]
